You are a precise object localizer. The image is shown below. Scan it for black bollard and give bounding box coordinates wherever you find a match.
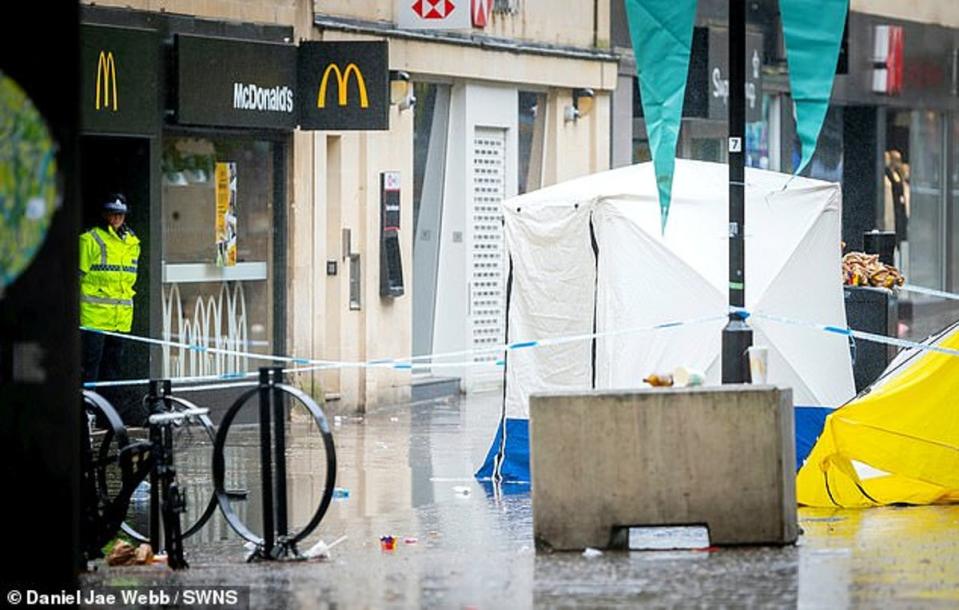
[271,367,289,544]
[257,368,276,557]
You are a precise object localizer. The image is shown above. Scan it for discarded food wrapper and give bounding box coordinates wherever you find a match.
[107,541,156,566]
[643,373,673,387]
[332,487,350,500]
[133,543,154,565]
[380,535,397,551]
[452,485,471,496]
[304,535,348,561]
[582,547,603,558]
[106,540,136,566]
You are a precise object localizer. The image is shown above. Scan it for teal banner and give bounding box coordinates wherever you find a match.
[624,0,697,232]
[780,0,848,173]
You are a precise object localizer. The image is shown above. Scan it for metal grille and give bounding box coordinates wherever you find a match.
[470,127,506,367]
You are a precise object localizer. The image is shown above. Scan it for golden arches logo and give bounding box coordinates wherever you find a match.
[95,51,118,111]
[317,63,369,109]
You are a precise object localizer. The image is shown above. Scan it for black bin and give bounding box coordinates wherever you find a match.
[844,286,898,392]
[863,230,896,266]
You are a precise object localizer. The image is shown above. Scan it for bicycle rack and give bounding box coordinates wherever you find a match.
[212,367,337,561]
[124,380,219,550]
[82,387,197,569]
[81,390,151,560]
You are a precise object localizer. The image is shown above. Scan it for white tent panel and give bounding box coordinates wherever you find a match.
[750,194,855,406]
[500,159,855,422]
[503,201,595,419]
[593,201,727,388]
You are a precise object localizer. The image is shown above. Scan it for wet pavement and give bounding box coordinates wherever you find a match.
[82,390,959,608]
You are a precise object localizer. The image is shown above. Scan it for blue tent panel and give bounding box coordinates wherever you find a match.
[475,418,530,483]
[794,405,831,471]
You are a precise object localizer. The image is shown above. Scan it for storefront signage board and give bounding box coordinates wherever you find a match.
[176,34,297,130]
[80,24,160,135]
[298,41,389,131]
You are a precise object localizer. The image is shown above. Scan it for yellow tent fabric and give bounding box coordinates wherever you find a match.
[797,322,959,507]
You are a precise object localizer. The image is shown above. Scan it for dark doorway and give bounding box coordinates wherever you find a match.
[79,135,152,422]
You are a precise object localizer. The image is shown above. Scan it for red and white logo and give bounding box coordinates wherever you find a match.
[398,0,470,30]
[412,0,456,19]
[871,25,904,96]
[472,0,492,28]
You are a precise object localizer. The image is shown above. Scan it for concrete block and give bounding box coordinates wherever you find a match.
[530,385,797,549]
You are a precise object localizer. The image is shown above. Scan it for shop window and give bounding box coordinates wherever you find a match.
[518,91,546,194]
[413,82,440,239]
[349,254,361,310]
[951,117,959,291]
[797,105,843,183]
[898,110,945,289]
[160,135,275,378]
[745,94,773,170]
[632,120,651,164]
[412,82,451,359]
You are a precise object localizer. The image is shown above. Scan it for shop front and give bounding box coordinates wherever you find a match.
[630,26,780,173]
[80,8,295,413]
[161,33,295,384]
[833,12,959,336]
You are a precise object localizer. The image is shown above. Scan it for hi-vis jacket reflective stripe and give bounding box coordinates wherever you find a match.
[79,226,140,332]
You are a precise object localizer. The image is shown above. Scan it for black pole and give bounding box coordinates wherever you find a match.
[148,380,162,551]
[258,368,275,556]
[271,367,289,541]
[722,0,753,383]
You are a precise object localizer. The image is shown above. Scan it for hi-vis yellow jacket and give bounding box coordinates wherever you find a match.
[79,226,140,332]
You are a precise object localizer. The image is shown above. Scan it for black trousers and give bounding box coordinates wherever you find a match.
[81,330,124,383]
[82,330,148,426]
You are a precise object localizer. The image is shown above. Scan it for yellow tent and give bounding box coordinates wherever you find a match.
[797,321,959,507]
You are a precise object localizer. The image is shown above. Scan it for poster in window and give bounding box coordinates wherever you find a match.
[215,162,237,267]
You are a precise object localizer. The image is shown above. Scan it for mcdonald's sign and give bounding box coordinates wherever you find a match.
[176,35,297,130]
[81,25,159,135]
[96,51,118,111]
[299,41,389,131]
[317,63,369,109]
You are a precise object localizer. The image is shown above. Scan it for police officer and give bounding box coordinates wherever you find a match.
[79,193,140,383]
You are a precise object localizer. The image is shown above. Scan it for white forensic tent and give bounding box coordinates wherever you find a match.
[477,159,856,483]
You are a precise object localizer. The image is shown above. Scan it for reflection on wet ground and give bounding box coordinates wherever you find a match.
[83,390,959,608]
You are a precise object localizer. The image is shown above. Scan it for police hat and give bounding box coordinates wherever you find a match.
[102,193,129,214]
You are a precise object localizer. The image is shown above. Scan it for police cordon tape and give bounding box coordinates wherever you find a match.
[733,309,959,359]
[81,282,959,390]
[81,315,728,389]
[900,283,959,301]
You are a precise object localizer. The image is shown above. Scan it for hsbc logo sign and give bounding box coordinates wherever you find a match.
[412,0,456,19]
[397,0,470,29]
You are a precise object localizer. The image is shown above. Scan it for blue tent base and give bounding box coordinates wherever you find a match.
[794,405,831,470]
[475,406,833,485]
[475,418,530,483]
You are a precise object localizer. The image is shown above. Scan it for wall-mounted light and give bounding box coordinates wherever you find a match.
[564,87,595,123]
[390,70,415,111]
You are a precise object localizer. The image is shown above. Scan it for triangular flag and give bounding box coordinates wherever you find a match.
[624,0,697,232]
[780,0,848,173]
